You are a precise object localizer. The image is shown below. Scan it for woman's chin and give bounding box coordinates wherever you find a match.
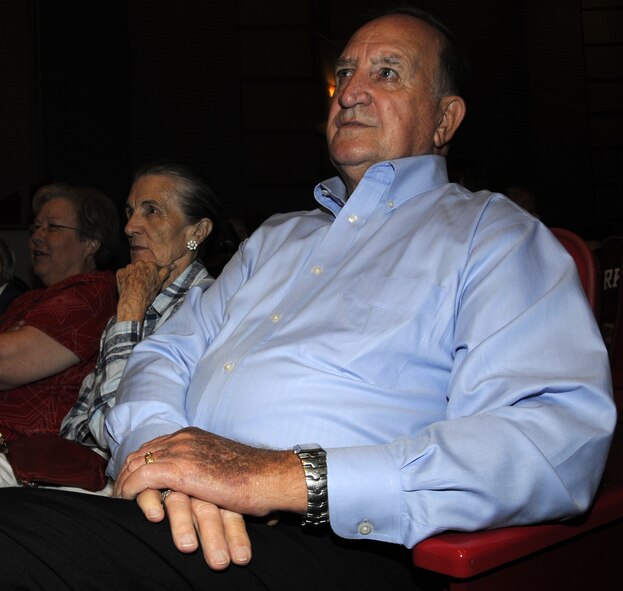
[130,251,156,264]
[33,270,54,287]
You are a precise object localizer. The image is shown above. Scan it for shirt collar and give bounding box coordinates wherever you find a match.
[314,155,449,216]
[150,259,208,316]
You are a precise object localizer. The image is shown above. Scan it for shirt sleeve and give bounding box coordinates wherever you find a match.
[60,317,143,447]
[327,219,615,547]
[106,260,245,476]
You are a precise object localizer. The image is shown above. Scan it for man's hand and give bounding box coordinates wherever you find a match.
[114,427,307,517]
[116,261,174,322]
[136,488,251,570]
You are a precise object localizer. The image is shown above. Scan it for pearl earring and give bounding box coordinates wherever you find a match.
[187,239,198,251]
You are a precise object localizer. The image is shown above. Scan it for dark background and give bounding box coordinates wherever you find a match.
[1,0,622,239]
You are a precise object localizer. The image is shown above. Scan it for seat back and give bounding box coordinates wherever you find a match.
[550,227,599,315]
[548,227,621,484]
[594,235,623,344]
[607,248,623,388]
[602,249,623,486]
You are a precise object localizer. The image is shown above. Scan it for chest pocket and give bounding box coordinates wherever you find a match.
[329,275,447,388]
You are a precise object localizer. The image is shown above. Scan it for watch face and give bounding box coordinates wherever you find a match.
[294,443,322,453]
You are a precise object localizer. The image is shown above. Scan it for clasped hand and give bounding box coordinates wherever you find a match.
[114,428,305,570]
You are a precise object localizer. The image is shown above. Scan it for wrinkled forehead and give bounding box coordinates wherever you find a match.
[340,15,442,69]
[127,174,180,206]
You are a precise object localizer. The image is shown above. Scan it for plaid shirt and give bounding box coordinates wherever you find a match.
[59,261,212,449]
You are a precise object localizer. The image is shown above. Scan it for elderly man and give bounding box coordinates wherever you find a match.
[0,7,615,591]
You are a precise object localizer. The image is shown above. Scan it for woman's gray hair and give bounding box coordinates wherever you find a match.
[32,182,120,270]
[132,161,222,256]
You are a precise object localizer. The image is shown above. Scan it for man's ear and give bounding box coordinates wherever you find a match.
[433,96,466,152]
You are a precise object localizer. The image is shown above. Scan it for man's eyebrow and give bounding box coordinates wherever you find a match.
[372,54,405,66]
[335,53,408,71]
[335,57,356,69]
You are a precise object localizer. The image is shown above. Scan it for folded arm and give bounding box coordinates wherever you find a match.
[0,325,79,389]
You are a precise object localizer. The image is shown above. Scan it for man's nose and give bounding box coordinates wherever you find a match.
[337,72,372,109]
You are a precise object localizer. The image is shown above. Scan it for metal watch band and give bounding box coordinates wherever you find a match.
[293,444,329,527]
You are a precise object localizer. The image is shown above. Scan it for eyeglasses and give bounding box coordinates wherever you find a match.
[28,222,81,236]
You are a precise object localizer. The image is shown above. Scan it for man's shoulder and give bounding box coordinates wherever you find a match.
[262,208,330,228]
[250,209,332,241]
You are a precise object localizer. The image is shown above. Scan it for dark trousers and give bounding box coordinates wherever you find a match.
[0,488,435,590]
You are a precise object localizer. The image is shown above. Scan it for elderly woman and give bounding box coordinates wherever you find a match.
[60,161,221,451]
[0,183,119,440]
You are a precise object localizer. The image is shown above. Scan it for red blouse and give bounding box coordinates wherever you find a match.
[0,271,117,439]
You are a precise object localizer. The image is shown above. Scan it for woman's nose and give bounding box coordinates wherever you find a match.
[29,226,44,242]
[124,212,141,236]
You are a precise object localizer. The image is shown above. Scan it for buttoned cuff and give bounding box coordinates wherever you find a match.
[327,444,402,543]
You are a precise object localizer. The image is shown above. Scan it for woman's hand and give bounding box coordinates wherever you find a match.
[115,261,174,322]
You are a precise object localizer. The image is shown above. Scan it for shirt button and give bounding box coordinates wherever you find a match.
[270,313,281,323]
[387,200,395,209]
[357,520,373,535]
[223,362,235,373]
[311,266,323,275]
[348,214,358,224]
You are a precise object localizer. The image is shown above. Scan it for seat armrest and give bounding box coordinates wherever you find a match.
[411,485,623,578]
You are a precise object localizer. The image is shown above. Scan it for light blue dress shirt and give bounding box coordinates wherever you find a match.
[107,155,615,548]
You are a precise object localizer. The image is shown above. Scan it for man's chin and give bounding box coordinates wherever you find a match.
[329,136,378,162]
[330,151,377,172]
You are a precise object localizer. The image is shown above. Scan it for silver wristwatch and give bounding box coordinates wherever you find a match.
[293,443,329,527]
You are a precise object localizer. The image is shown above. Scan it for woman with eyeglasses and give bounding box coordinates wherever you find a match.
[0,183,118,441]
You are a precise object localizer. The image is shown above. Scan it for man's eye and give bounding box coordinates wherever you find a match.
[335,69,351,83]
[379,68,397,80]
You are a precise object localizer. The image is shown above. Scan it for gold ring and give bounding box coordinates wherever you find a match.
[161,489,172,502]
[144,451,155,464]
